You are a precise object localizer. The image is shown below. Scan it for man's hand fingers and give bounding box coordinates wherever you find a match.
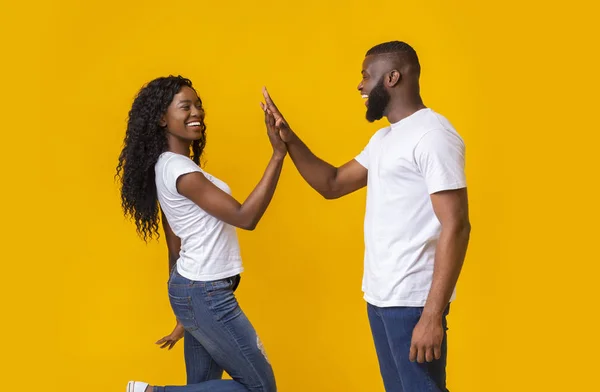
[275,118,289,129]
[417,346,426,363]
[409,344,417,362]
[425,347,434,362]
[434,344,442,360]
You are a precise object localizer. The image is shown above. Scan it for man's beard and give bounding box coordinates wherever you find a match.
[366,77,390,123]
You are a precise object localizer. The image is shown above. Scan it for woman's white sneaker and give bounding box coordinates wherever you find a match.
[126,381,149,392]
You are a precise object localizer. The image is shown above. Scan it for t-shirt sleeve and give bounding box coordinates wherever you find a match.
[164,155,203,195]
[415,129,466,194]
[354,145,369,168]
[355,133,377,169]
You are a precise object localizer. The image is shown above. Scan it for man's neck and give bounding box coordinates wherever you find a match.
[386,102,427,124]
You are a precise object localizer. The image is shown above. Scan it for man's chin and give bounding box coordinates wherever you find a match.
[366,111,384,123]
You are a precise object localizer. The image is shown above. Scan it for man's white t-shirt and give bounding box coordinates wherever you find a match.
[355,108,466,307]
[155,152,243,281]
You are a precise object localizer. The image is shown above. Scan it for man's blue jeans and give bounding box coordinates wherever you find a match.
[368,303,450,392]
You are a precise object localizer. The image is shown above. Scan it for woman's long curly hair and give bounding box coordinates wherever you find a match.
[116,75,206,241]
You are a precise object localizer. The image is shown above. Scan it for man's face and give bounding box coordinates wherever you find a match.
[358,55,392,122]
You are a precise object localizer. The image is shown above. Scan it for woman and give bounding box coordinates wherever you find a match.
[116,75,284,392]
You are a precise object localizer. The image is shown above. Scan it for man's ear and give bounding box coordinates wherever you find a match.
[387,70,401,87]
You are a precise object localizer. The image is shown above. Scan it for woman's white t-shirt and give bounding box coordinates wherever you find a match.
[155,152,243,281]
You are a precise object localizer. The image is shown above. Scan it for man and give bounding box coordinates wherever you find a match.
[261,41,470,391]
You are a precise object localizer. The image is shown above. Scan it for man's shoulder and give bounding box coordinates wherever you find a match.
[366,125,392,144]
[415,109,459,136]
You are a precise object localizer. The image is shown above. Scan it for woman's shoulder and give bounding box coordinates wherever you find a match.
[157,152,199,170]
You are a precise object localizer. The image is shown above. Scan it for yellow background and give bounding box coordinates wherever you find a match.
[1,0,598,391]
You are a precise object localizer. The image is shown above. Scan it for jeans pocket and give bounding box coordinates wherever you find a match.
[208,286,242,323]
[168,294,198,331]
[205,278,233,294]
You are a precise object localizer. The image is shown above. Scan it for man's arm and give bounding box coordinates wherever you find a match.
[410,188,471,363]
[285,131,367,199]
[262,87,367,199]
[425,188,471,314]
